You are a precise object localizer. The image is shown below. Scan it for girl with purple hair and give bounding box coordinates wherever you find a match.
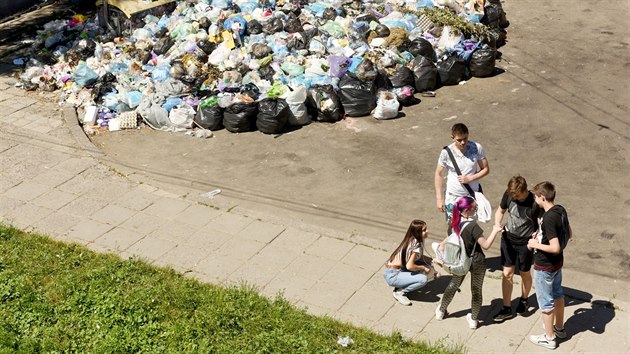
[434,196,502,329]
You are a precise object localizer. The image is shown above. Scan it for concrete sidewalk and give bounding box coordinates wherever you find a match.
[0,79,628,353]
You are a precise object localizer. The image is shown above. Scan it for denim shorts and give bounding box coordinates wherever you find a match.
[534,269,563,312]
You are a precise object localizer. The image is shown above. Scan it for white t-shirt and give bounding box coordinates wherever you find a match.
[438,141,486,198]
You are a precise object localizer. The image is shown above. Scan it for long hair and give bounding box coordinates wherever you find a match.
[387,219,426,263]
[451,196,476,236]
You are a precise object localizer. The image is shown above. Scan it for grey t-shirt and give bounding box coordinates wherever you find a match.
[499,191,540,244]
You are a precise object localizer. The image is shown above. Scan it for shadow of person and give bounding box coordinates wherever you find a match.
[407,275,452,303]
[562,288,615,339]
[485,256,502,272]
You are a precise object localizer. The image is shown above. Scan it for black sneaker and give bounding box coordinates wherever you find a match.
[493,307,513,322]
[516,298,528,315]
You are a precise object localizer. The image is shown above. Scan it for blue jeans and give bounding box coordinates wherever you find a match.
[383,268,429,293]
[534,269,563,312]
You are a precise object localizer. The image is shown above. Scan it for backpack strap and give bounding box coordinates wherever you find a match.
[443,146,476,196]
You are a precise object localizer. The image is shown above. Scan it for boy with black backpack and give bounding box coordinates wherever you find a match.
[528,182,572,350]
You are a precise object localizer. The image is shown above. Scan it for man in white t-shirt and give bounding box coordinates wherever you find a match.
[434,123,490,233]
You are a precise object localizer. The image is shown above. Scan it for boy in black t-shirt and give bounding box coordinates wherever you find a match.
[528,182,572,350]
[492,176,540,322]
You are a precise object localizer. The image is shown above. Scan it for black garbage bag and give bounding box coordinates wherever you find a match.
[482,0,510,29]
[256,98,291,134]
[251,43,273,59]
[437,53,468,86]
[374,24,390,38]
[411,55,437,92]
[66,39,97,62]
[155,28,169,38]
[197,40,216,55]
[322,7,337,21]
[287,32,307,50]
[259,65,275,81]
[393,86,419,106]
[307,84,343,122]
[388,66,415,88]
[284,15,303,33]
[153,36,174,55]
[198,17,211,31]
[195,97,224,130]
[223,101,258,133]
[355,58,377,82]
[247,20,263,35]
[263,18,284,35]
[240,82,261,100]
[469,45,497,77]
[338,73,376,117]
[487,28,507,48]
[375,70,393,90]
[92,72,117,103]
[407,38,437,62]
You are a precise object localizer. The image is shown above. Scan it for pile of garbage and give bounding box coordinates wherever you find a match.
[17,0,509,135]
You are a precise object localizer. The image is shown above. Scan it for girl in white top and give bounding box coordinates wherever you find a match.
[384,219,442,306]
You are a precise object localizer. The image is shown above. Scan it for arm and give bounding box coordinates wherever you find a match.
[458,158,489,184]
[434,164,446,212]
[476,224,503,250]
[405,253,434,273]
[494,207,507,228]
[528,236,561,254]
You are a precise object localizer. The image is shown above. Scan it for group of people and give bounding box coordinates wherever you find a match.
[383,123,572,350]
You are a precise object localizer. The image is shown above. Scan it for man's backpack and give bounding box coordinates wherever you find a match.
[441,222,477,276]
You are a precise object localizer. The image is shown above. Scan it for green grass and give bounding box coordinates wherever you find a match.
[0,224,459,353]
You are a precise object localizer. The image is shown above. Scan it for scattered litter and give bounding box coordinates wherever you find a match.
[13,58,25,66]
[337,336,354,347]
[443,115,458,121]
[201,189,222,199]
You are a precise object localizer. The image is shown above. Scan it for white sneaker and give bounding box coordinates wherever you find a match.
[466,313,478,329]
[530,334,557,349]
[392,289,411,306]
[435,303,445,320]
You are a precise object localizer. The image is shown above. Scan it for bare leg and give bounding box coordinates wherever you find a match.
[542,310,555,339]
[502,266,515,306]
[554,297,565,329]
[520,270,532,299]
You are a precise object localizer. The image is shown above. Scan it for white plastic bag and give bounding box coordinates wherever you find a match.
[474,191,492,223]
[284,86,310,125]
[373,91,399,120]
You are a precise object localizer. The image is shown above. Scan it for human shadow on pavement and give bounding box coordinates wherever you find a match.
[407,275,452,303]
[562,288,615,340]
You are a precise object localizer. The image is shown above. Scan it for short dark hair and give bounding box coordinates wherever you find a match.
[451,123,469,136]
[533,181,556,202]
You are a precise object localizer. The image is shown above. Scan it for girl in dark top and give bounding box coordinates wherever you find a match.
[435,196,502,329]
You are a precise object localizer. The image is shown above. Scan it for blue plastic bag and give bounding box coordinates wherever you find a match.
[72,62,98,87]
[162,97,184,112]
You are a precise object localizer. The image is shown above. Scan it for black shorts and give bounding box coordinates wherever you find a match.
[500,234,533,272]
